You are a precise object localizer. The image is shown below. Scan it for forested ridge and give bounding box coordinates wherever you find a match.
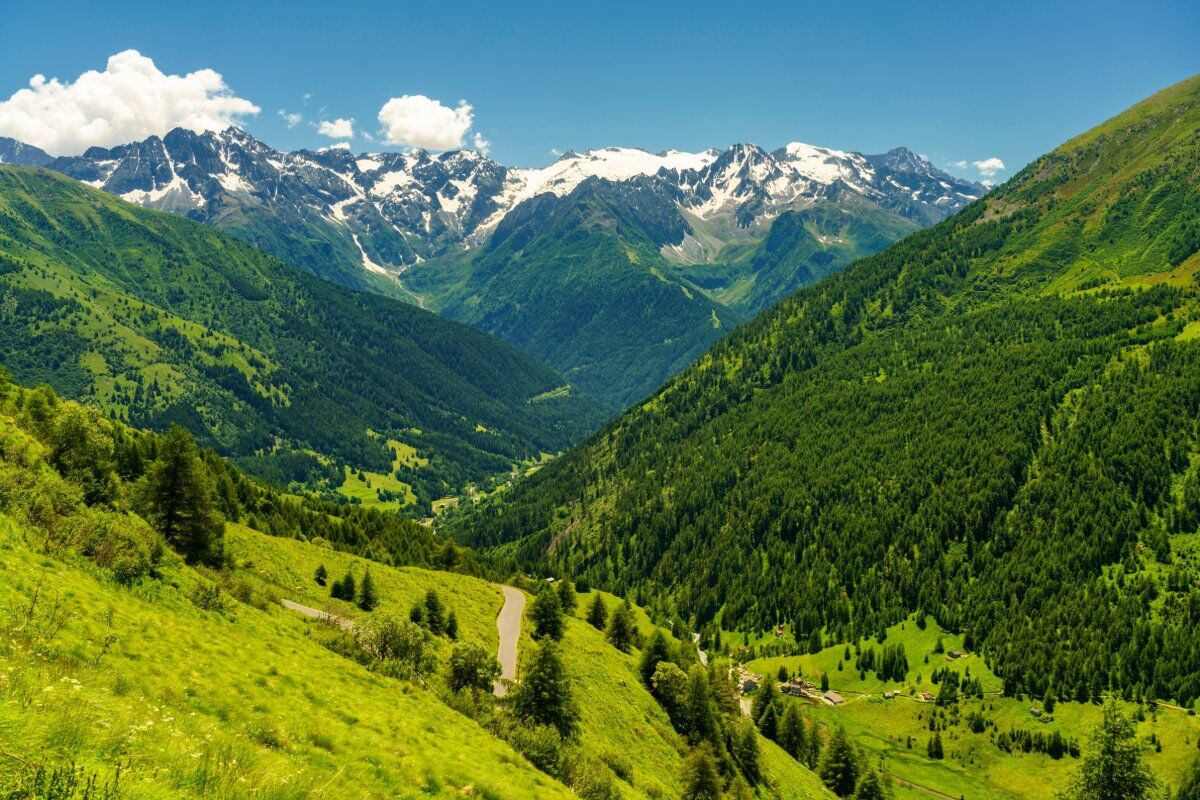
[0,166,604,504]
[456,75,1200,706]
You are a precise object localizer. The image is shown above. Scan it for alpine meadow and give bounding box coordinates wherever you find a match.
[1,5,1199,800]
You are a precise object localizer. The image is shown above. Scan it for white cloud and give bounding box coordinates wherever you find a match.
[318,118,354,139]
[0,50,259,156]
[549,147,563,157]
[947,160,968,170]
[377,95,475,151]
[279,109,303,128]
[318,142,351,152]
[472,131,491,154]
[972,157,1005,177]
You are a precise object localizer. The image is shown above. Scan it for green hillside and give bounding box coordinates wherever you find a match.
[0,166,604,508]
[0,369,831,799]
[454,73,1200,714]
[404,179,744,409]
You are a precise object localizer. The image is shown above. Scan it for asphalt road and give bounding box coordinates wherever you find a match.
[494,586,525,697]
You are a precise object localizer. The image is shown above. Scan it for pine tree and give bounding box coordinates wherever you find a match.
[314,564,328,586]
[683,664,716,744]
[927,731,944,760]
[446,610,458,640]
[779,701,807,759]
[640,629,673,687]
[556,578,577,615]
[530,584,565,640]
[145,425,224,566]
[1063,700,1159,800]
[680,743,723,800]
[606,599,637,652]
[853,769,889,800]
[819,726,861,797]
[357,568,378,611]
[423,589,445,635]
[510,641,578,736]
[821,672,830,692]
[339,570,356,603]
[586,593,608,630]
[752,674,781,723]
[758,700,781,742]
[730,716,761,784]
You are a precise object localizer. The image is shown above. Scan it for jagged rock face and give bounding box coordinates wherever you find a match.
[0,137,53,167]
[29,127,983,283]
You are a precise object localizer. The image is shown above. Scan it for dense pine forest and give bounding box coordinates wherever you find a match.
[455,75,1200,706]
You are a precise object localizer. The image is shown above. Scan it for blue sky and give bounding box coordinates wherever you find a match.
[1,0,1197,183]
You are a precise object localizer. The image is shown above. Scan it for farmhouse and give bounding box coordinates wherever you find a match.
[918,691,935,702]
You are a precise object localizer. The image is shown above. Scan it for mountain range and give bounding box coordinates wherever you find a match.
[0,165,603,508]
[1,128,983,406]
[456,74,1200,706]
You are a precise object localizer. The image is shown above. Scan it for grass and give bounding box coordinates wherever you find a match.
[0,517,571,799]
[745,617,1200,800]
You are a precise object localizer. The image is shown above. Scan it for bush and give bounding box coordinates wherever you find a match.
[355,613,436,678]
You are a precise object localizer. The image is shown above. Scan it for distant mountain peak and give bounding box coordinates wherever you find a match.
[22,126,984,282]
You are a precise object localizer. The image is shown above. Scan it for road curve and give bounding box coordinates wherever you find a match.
[494,586,525,697]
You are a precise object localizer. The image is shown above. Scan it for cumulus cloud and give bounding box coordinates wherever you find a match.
[377,95,475,151]
[0,50,259,156]
[947,160,968,170]
[318,118,354,139]
[972,157,1005,177]
[279,109,303,128]
[472,131,491,154]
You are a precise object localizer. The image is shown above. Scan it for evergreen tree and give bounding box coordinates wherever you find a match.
[927,732,944,760]
[531,584,565,640]
[779,702,807,759]
[730,715,762,784]
[556,578,577,615]
[339,570,357,603]
[510,641,578,736]
[680,743,723,800]
[683,664,717,745]
[586,593,608,630]
[446,610,458,640]
[640,629,673,687]
[1063,700,1159,800]
[853,769,889,800]
[357,568,378,611]
[606,599,637,652]
[314,564,328,586]
[821,672,830,692]
[434,539,460,571]
[145,425,224,566]
[423,589,445,635]
[752,674,781,723]
[819,726,861,797]
[807,722,823,768]
[778,665,790,682]
[758,700,781,742]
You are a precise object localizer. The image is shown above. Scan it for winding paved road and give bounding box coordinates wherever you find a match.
[494,586,525,697]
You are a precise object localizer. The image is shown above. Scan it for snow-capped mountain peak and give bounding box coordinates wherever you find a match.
[16,127,984,278]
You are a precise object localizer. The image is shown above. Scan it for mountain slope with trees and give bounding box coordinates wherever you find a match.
[454,74,1200,707]
[0,165,604,506]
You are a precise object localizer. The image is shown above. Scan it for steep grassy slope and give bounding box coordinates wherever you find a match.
[455,75,1200,707]
[0,166,603,505]
[405,179,744,409]
[0,372,831,798]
